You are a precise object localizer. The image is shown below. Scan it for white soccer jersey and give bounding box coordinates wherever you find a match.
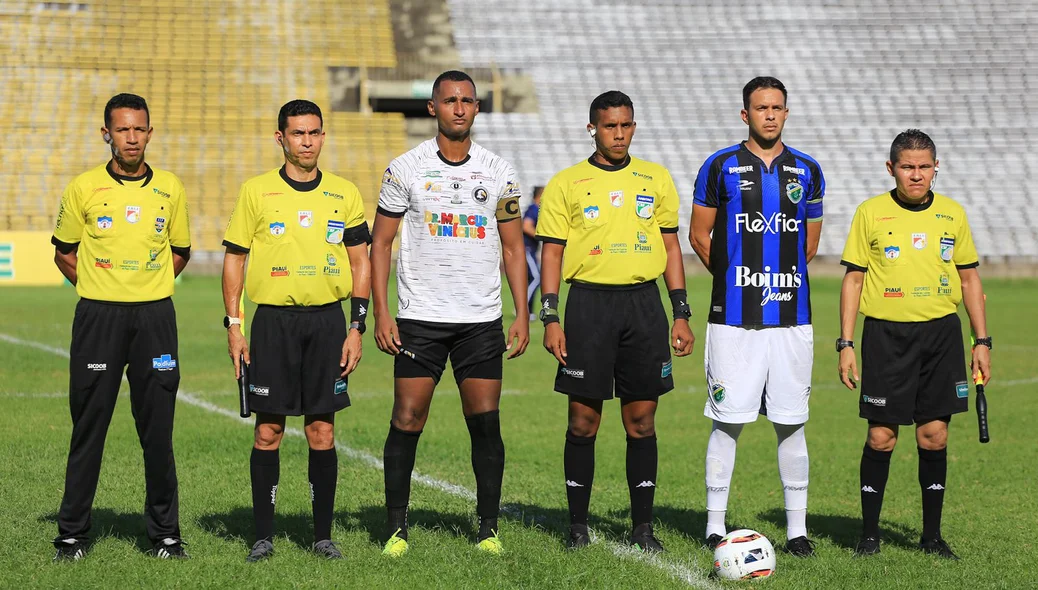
[378,139,522,323]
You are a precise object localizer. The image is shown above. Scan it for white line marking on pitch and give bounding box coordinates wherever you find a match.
[2,332,716,589]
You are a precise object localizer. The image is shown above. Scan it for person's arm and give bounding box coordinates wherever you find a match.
[959,267,990,385]
[168,178,192,278]
[341,240,371,376]
[540,241,566,365]
[661,232,694,356]
[222,249,249,379]
[690,204,716,270]
[522,216,537,239]
[806,220,822,263]
[54,247,78,285]
[370,212,403,355]
[499,217,530,358]
[838,269,864,389]
[172,252,189,277]
[52,181,85,285]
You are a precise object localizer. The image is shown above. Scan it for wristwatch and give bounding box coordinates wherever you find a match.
[349,321,366,334]
[836,338,854,352]
[973,336,992,350]
[223,315,242,329]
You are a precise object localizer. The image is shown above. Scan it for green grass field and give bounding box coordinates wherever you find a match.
[1,274,1036,589]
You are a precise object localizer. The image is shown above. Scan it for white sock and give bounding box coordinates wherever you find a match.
[705,421,743,538]
[775,422,809,540]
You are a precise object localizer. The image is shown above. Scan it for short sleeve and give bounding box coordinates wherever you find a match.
[954,209,980,269]
[223,183,257,252]
[806,166,825,222]
[693,157,720,208]
[655,168,680,232]
[534,175,569,243]
[167,177,192,249]
[495,166,521,222]
[377,165,410,216]
[344,183,367,229]
[53,180,85,246]
[840,205,870,271]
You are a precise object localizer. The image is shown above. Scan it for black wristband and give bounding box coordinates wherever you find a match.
[351,297,369,324]
[669,289,692,320]
[539,293,560,325]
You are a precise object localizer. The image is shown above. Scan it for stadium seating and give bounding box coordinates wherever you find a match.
[446,0,1038,256]
[0,0,403,251]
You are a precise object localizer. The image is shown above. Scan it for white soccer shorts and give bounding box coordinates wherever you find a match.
[703,323,813,425]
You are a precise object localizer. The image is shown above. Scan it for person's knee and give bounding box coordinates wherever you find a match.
[623,413,656,438]
[568,411,601,438]
[917,423,948,450]
[391,404,428,432]
[304,421,335,450]
[254,422,284,450]
[866,427,898,452]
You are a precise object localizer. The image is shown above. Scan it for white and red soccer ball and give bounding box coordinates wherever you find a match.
[713,529,776,580]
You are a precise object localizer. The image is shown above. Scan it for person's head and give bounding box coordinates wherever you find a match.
[276,100,325,170]
[102,93,152,170]
[429,70,478,141]
[532,185,544,205]
[886,129,938,201]
[741,77,788,145]
[587,90,636,163]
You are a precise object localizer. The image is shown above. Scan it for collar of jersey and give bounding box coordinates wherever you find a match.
[106,161,153,187]
[586,154,631,172]
[738,141,790,174]
[279,165,322,192]
[888,189,934,212]
[436,150,471,167]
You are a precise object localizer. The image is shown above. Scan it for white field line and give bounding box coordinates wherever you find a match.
[2,333,717,589]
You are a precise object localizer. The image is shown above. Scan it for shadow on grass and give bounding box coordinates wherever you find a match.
[640,505,712,547]
[757,507,921,550]
[503,502,640,547]
[39,509,153,553]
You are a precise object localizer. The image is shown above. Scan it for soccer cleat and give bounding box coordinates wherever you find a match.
[382,529,409,558]
[152,538,189,559]
[246,539,274,563]
[476,530,503,555]
[567,524,591,550]
[853,536,880,557]
[312,539,344,560]
[53,539,85,562]
[784,536,816,557]
[704,533,724,550]
[630,523,664,553]
[920,537,959,560]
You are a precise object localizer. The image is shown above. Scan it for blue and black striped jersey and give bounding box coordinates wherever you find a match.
[693,142,824,327]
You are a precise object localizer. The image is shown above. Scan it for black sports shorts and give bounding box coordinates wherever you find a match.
[248,302,350,416]
[395,317,506,384]
[859,313,968,425]
[554,280,673,401]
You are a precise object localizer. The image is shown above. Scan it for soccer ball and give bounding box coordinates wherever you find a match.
[712,529,776,580]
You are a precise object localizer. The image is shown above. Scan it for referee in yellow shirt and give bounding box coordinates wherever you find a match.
[838,129,991,560]
[50,93,192,561]
[222,100,371,562]
[536,91,694,552]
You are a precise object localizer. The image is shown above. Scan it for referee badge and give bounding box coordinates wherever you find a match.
[125,206,140,224]
[785,182,803,204]
[154,217,166,234]
[583,205,600,223]
[269,221,286,238]
[96,215,113,231]
[939,236,954,262]
[635,195,654,219]
[298,210,313,228]
[884,245,900,261]
[912,233,927,249]
[326,220,345,244]
[610,190,624,207]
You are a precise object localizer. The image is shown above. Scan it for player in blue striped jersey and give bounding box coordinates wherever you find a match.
[689,77,824,557]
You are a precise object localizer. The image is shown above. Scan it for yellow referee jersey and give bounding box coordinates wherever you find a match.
[840,190,979,322]
[536,155,680,285]
[223,167,368,307]
[52,162,191,303]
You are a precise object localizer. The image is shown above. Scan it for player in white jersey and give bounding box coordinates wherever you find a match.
[371,70,530,557]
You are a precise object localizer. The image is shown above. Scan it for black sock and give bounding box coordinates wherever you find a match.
[564,430,596,527]
[860,444,892,538]
[918,447,948,541]
[250,447,280,542]
[384,423,421,538]
[465,410,505,524]
[626,435,658,528]
[478,517,498,540]
[309,448,338,543]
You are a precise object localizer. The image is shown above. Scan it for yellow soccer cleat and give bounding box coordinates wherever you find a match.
[382,529,409,558]
[476,531,503,555]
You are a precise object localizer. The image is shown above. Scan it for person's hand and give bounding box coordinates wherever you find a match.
[971,344,991,386]
[228,325,250,379]
[839,347,859,390]
[506,316,530,359]
[374,312,401,355]
[671,319,694,356]
[340,329,363,377]
[543,322,567,365]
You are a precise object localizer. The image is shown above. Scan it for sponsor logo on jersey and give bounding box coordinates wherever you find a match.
[503,180,520,198]
[711,382,726,403]
[119,259,140,271]
[382,167,402,188]
[561,367,585,379]
[912,286,931,298]
[912,232,927,249]
[734,265,803,306]
[87,363,107,371]
[471,173,494,181]
[783,165,806,175]
[146,262,162,271]
[298,210,313,228]
[297,264,317,277]
[422,170,442,178]
[326,220,344,244]
[939,236,954,262]
[636,231,648,244]
[786,182,803,204]
[661,360,672,378]
[956,381,969,398]
[97,216,113,231]
[326,253,336,266]
[572,177,594,185]
[270,266,289,277]
[583,205,600,222]
[91,186,113,194]
[94,257,113,269]
[472,186,489,204]
[608,242,627,254]
[154,217,166,234]
[738,179,754,191]
[884,245,900,260]
[152,188,171,198]
[249,384,270,396]
[589,244,603,256]
[632,171,653,180]
[334,379,347,395]
[735,211,802,234]
[884,287,904,298]
[862,395,886,406]
[425,211,488,239]
[635,195,654,219]
[939,272,950,287]
[125,206,140,223]
[610,190,624,207]
[449,181,463,191]
[322,191,344,200]
[152,354,177,371]
[728,165,753,174]
[935,213,955,222]
[634,230,652,253]
[149,249,160,261]
[269,221,286,237]
[423,181,443,193]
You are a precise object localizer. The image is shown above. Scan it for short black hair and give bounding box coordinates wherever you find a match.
[432,70,476,97]
[742,77,787,110]
[278,100,323,132]
[104,93,149,128]
[589,90,633,124]
[890,129,937,163]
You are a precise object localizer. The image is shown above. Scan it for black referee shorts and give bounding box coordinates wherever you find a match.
[395,317,506,384]
[859,313,969,425]
[554,281,674,401]
[248,302,350,416]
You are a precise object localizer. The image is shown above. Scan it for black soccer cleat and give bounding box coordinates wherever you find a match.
[312,539,344,560]
[152,538,189,559]
[53,539,86,562]
[704,533,723,550]
[920,537,959,560]
[785,536,816,557]
[246,539,275,563]
[567,524,591,550]
[631,523,664,553]
[854,535,881,557]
